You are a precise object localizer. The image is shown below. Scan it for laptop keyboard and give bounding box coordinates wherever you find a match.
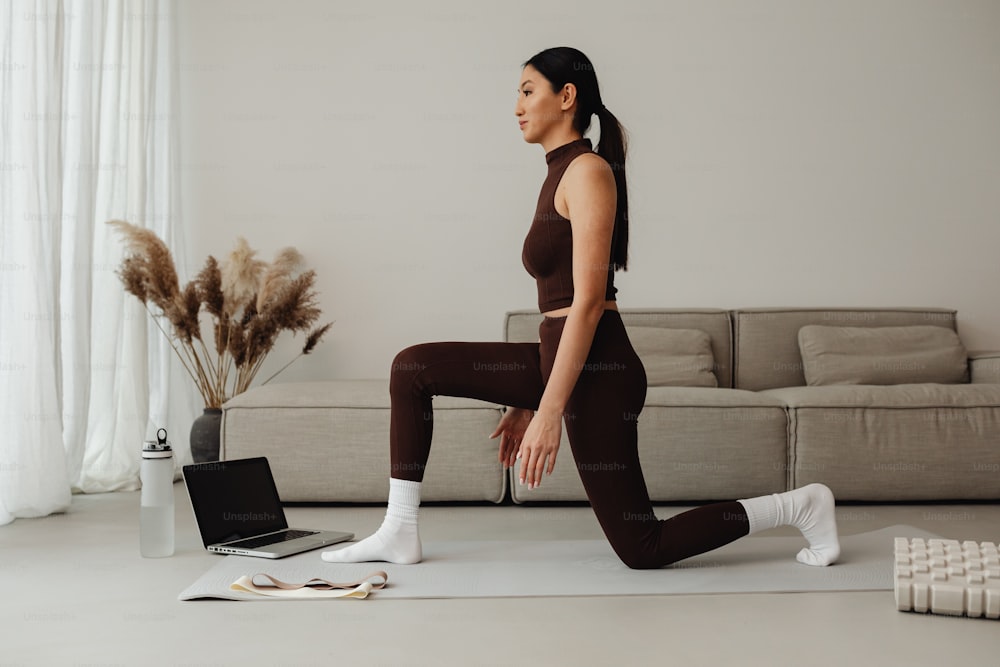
[223,529,318,550]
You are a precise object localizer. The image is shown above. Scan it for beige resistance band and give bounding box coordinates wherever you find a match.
[230,571,389,599]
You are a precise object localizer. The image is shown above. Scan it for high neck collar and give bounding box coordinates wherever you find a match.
[545,137,592,165]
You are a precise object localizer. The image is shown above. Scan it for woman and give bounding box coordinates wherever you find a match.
[323,47,840,569]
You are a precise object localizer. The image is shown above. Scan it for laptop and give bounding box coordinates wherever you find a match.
[182,456,353,558]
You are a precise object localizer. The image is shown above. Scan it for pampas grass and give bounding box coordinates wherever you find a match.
[257,247,303,311]
[221,237,267,317]
[108,220,333,408]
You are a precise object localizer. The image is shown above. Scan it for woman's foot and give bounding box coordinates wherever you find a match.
[786,483,840,566]
[739,483,840,566]
[321,521,422,564]
[321,477,423,564]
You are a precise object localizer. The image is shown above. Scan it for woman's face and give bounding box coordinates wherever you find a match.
[515,65,571,144]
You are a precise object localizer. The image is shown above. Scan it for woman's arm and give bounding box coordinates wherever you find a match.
[518,153,618,487]
[537,153,618,418]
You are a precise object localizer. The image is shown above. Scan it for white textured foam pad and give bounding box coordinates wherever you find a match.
[894,538,1000,619]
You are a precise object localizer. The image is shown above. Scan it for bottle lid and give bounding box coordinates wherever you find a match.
[142,428,173,459]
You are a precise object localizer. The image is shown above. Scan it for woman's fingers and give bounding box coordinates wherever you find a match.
[521,446,542,488]
[498,432,523,469]
[498,432,510,464]
[517,447,558,488]
[534,453,549,487]
[489,417,510,440]
[505,436,515,467]
[491,409,520,440]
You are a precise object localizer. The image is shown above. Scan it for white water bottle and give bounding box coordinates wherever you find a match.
[140,428,175,557]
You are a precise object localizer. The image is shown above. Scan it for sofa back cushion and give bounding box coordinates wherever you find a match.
[798,325,969,385]
[732,308,959,390]
[504,308,733,388]
[626,327,718,387]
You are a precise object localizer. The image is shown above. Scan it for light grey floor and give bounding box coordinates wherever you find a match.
[2,485,999,666]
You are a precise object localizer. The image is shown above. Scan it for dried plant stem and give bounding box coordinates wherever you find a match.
[235,354,266,397]
[143,304,202,392]
[151,304,224,407]
[188,347,215,406]
[217,323,230,400]
[259,322,334,386]
[217,322,237,403]
[259,354,303,386]
[195,335,219,388]
[178,329,216,406]
[193,337,221,405]
[235,335,266,395]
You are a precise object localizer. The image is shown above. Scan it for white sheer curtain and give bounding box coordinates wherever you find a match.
[0,0,196,526]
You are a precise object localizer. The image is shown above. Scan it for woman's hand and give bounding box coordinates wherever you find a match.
[490,407,534,470]
[514,408,562,489]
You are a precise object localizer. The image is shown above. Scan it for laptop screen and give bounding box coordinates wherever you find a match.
[183,457,289,546]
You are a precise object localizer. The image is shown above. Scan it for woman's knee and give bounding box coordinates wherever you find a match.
[608,531,665,570]
[389,344,430,393]
[598,510,673,570]
[617,547,666,570]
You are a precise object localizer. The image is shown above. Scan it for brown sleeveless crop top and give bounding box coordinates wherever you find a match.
[522,137,618,312]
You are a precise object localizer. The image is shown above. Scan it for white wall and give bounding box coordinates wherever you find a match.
[177,0,1000,383]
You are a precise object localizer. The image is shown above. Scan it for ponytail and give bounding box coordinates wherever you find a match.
[593,104,629,272]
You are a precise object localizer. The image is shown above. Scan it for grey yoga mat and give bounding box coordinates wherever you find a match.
[179,525,940,601]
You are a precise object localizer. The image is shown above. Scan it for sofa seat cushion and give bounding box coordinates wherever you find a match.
[224,379,495,410]
[760,383,1000,408]
[760,383,1000,501]
[222,380,505,503]
[646,386,788,408]
[511,387,788,503]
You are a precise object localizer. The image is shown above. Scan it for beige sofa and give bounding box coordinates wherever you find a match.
[221,307,1000,503]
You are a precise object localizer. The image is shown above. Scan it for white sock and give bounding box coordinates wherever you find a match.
[738,483,840,566]
[321,477,422,564]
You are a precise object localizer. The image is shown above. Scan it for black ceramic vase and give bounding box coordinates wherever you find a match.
[190,408,222,463]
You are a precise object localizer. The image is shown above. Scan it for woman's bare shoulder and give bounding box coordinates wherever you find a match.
[564,152,614,188]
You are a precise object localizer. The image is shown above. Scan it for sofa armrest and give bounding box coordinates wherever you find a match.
[969,351,1000,384]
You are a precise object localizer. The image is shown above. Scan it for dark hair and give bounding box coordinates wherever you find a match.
[522,47,629,272]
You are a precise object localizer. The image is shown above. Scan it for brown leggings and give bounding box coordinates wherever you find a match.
[389,310,750,569]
